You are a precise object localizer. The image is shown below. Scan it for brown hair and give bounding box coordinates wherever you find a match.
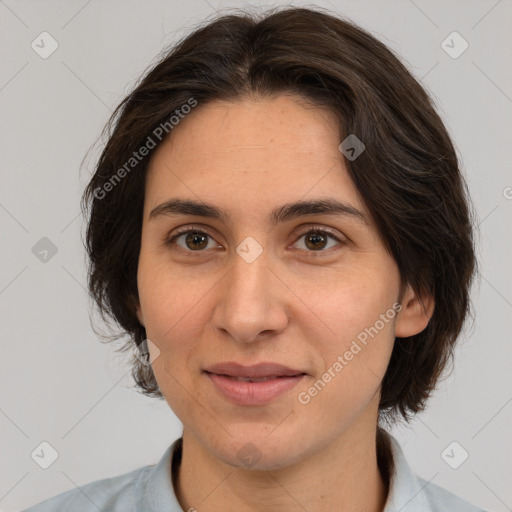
[81,6,477,425]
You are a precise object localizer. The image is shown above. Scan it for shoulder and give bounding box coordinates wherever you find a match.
[20,464,153,512]
[382,431,488,512]
[21,440,182,512]
[416,475,488,512]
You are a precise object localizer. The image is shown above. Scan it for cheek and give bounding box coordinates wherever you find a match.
[306,265,398,342]
[298,314,396,431]
[137,253,205,335]
[136,263,203,388]
[300,267,399,398]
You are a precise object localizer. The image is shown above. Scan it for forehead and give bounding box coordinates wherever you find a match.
[150,94,341,167]
[143,95,367,221]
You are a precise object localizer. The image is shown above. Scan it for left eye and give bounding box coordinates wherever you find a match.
[294,229,342,251]
[166,227,343,253]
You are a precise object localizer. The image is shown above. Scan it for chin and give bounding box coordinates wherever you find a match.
[203,427,313,472]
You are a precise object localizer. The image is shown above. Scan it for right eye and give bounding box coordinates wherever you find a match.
[165,228,221,254]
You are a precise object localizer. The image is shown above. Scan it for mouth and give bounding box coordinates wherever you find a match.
[203,362,308,405]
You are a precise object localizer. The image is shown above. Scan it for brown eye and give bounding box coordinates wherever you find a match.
[183,231,209,250]
[166,229,217,252]
[165,226,344,257]
[304,231,329,250]
[294,228,343,252]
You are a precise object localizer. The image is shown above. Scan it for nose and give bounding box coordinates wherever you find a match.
[211,243,289,345]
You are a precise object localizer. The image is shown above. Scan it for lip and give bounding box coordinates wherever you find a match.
[204,362,307,406]
[206,373,306,406]
[205,361,305,378]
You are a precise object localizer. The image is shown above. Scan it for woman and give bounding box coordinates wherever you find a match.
[24,6,485,511]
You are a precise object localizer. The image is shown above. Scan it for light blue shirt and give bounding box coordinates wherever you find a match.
[22,431,486,511]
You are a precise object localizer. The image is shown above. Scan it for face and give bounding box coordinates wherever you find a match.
[135,94,427,470]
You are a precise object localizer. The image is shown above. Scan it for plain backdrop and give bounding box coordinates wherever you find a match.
[0,1,511,511]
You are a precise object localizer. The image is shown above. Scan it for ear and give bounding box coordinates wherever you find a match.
[395,284,434,338]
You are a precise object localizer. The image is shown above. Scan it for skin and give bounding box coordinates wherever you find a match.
[135,94,434,512]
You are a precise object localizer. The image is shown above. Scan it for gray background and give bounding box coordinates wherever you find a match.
[0,0,510,511]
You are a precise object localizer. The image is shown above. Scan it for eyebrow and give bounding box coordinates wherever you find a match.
[149,198,369,226]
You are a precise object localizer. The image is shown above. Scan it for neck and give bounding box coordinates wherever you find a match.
[173,421,391,512]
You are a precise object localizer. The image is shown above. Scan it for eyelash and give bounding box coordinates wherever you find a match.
[164,225,345,256]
